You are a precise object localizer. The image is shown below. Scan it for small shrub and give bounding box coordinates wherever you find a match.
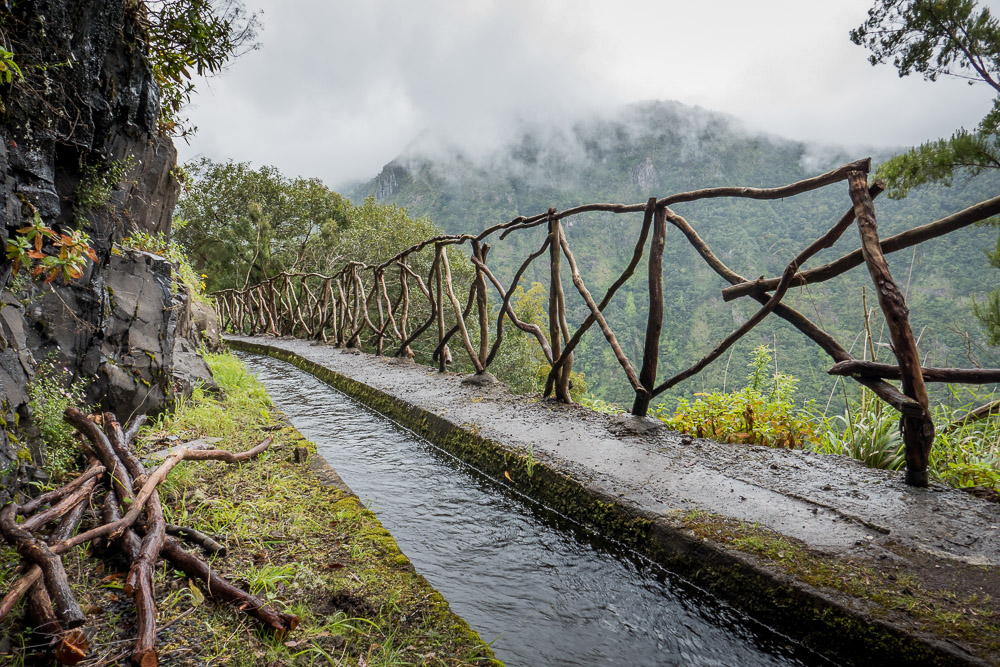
[75,156,135,219]
[6,209,98,284]
[930,387,1000,490]
[579,393,625,415]
[655,345,815,448]
[810,403,905,471]
[27,361,90,478]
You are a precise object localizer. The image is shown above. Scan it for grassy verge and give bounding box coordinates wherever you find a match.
[0,352,499,666]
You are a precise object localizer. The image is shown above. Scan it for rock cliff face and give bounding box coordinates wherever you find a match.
[0,0,216,499]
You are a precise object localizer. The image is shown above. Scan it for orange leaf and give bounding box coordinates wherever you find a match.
[503,470,513,482]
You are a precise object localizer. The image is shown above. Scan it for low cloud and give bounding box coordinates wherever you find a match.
[177,0,997,188]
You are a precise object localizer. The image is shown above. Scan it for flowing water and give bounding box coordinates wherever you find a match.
[240,353,829,667]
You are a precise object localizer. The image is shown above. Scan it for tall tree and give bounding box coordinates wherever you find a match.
[174,158,350,290]
[851,0,1000,339]
[851,0,1000,196]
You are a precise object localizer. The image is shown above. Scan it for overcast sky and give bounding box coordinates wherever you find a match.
[176,0,998,189]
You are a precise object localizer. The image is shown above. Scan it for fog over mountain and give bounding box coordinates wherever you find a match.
[351,99,999,407]
[176,1,996,188]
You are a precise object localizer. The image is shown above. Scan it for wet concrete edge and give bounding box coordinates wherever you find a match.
[230,338,989,667]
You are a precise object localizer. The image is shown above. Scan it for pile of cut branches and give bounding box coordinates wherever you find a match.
[0,407,298,666]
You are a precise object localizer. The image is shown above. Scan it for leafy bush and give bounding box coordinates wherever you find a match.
[75,156,135,220]
[27,362,90,478]
[655,345,816,448]
[810,386,1000,489]
[5,210,98,284]
[931,388,1000,490]
[809,398,905,471]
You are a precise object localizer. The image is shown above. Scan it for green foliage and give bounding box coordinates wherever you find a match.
[26,361,90,479]
[850,0,1000,89]
[579,393,625,415]
[5,210,98,284]
[876,129,1000,198]
[174,158,350,290]
[810,384,1000,489]
[809,393,906,471]
[0,46,23,85]
[655,345,816,448]
[140,0,261,138]
[151,351,272,446]
[76,156,135,218]
[120,228,209,302]
[931,387,1000,489]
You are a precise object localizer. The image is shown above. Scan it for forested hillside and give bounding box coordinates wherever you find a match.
[352,100,1000,407]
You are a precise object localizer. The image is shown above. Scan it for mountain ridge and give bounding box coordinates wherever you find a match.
[348,99,1000,407]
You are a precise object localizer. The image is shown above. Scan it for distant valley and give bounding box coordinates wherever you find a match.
[350,100,1000,408]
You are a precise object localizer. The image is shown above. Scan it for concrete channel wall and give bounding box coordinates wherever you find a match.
[228,335,1000,667]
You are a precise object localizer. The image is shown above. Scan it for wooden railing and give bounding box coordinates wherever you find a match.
[213,158,1000,486]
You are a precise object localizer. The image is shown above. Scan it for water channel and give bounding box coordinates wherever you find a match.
[240,353,830,667]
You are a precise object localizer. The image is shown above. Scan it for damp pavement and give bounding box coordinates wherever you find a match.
[227,335,1000,664]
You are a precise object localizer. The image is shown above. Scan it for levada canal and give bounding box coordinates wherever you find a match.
[239,353,831,667]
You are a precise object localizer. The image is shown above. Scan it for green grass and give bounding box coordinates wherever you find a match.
[1,351,498,666]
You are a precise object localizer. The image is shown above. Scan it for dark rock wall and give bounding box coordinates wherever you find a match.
[0,1,215,498]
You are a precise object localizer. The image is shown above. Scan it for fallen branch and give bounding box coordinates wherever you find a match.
[165,524,226,556]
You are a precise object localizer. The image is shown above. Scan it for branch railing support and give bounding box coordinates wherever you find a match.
[211,158,1000,487]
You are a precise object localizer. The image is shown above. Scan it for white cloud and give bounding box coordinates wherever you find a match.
[177,0,998,188]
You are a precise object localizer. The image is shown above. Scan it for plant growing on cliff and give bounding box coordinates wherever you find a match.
[0,46,23,85]
[75,156,135,220]
[5,210,98,284]
[27,361,90,479]
[138,0,261,138]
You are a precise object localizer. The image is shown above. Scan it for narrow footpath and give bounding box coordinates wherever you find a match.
[228,335,1000,667]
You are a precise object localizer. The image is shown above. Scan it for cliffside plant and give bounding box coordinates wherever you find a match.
[75,156,135,221]
[5,211,98,284]
[139,0,261,138]
[26,361,90,479]
[0,46,23,85]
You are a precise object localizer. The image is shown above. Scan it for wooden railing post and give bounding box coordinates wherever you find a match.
[547,211,573,402]
[632,203,666,416]
[472,241,490,368]
[848,171,934,486]
[435,244,450,371]
[374,269,386,355]
[398,263,414,358]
